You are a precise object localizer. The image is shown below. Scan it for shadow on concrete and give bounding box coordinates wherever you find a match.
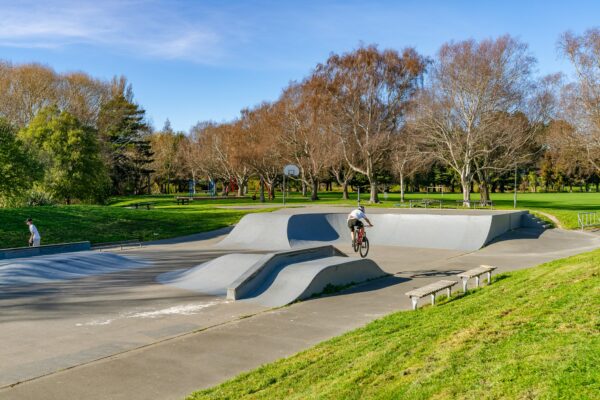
[403,269,464,278]
[306,274,408,302]
[485,228,544,246]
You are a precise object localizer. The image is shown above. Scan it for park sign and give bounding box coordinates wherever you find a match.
[283,164,300,177]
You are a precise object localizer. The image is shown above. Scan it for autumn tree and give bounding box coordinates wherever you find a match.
[0,61,110,128]
[315,45,427,202]
[207,122,252,196]
[178,122,213,194]
[241,103,283,201]
[279,80,333,201]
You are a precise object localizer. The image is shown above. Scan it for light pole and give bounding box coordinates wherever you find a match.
[513,165,517,208]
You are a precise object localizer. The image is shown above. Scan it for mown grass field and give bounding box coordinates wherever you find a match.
[0,191,598,248]
[0,197,276,248]
[188,249,600,400]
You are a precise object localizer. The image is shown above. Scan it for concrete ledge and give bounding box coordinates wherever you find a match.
[0,241,91,260]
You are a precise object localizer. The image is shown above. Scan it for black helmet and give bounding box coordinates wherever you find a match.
[358,205,365,212]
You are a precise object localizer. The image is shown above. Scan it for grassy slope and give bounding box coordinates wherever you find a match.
[0,199,276,247]
[189,249,600,400]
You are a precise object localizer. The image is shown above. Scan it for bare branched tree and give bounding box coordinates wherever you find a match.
[410,36,540,204]
[558,29,600,173]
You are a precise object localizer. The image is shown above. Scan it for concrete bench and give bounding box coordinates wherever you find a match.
[405,280,457,310]
[457,265,497,292]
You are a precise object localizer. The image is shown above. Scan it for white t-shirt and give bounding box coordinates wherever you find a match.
[29,224,41,240]
[347,209,366,221]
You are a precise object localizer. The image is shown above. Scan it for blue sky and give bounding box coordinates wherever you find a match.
[1,0,598,132]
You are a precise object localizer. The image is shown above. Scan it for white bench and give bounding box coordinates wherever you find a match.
[405,280,457,310]
[457,265,497,292]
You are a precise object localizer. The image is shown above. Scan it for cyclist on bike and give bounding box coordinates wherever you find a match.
[347,205,373,244]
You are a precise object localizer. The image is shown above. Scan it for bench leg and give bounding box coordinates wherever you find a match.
[462,278,468,293]
[430,293,436,306]
[487,271,492,284]
[411,297,418,310]
[447,287,451,298]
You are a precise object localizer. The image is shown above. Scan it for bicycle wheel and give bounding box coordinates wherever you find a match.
[359,236,369,258]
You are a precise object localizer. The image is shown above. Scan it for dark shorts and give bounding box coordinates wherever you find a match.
[347,219,364,231]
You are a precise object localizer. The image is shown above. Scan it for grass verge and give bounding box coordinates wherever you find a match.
[188,249,600,400]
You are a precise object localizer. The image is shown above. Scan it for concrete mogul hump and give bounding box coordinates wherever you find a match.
[157,245,387,308]
[0,251,149,287]
[157,253,266,296]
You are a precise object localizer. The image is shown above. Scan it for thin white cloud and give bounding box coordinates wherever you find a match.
[0,0,230,63]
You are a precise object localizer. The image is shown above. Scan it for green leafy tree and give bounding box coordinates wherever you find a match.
[0,118,40,206]
[19,106,109,204]
[98,94,153,194]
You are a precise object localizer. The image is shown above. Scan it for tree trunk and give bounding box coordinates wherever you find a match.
[460,175,471,207]
[369,180,379,203]
[311,180,319,201]
[259,177,265,202]
[341,181,349,200]
[400,173,405,203]
[301,181,307,197]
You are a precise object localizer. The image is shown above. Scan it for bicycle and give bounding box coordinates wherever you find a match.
[352,225,370,258]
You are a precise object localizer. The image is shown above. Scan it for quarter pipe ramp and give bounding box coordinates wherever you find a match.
[217,210,527,251]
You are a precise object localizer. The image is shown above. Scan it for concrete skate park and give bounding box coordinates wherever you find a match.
[1,206,599,400]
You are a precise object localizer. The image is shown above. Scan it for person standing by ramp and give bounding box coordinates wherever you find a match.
[26,218,41,247]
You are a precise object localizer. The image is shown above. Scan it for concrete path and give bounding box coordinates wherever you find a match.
[1,226,599,399]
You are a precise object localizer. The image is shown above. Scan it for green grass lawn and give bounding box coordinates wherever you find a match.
[1,191,598,248]
[0,200,276,248]
[188,249,600,400]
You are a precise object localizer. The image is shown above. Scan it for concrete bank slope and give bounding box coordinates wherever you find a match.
[158,246,386,307]
[218,210,526,251]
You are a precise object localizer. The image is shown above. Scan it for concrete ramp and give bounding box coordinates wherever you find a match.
[246,256,384,307]
[157,246,387,308]
[218,210,526,251]
[0,251,149,287]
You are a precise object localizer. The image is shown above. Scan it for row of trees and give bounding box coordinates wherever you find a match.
[151,31,599,205]
[2,30,600,206]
